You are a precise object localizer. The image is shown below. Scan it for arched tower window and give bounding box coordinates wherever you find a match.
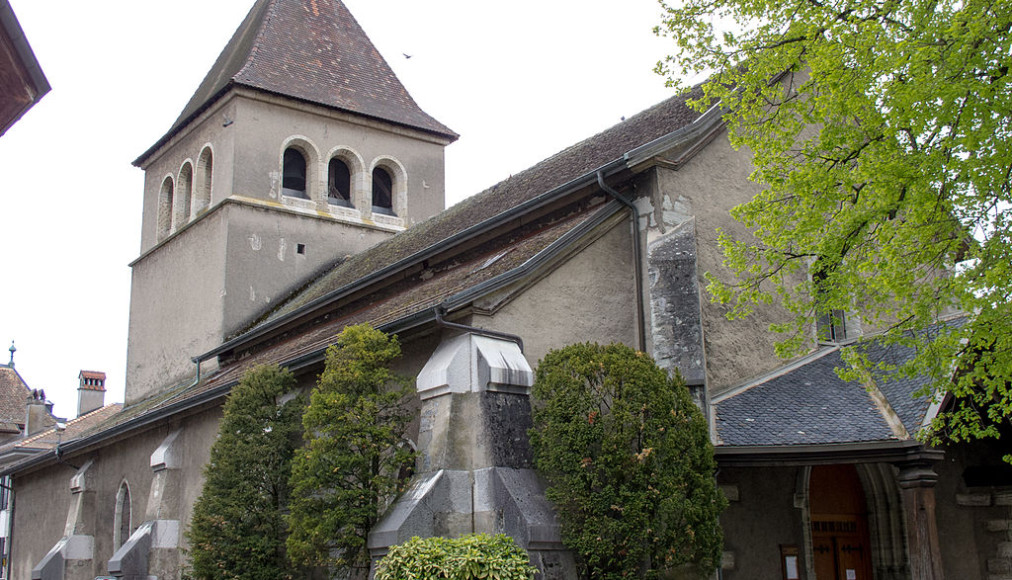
[328,158,352,207]
[175,162,193,229]
[157,177,174,241]
[195,146,213,215]
[113,481,132,550]
[372,166,394,215]
[282,148,308,199]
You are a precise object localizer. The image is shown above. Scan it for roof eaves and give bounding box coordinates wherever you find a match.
[0,0,50,105]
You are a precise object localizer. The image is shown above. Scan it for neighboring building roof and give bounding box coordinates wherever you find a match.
[0,403,122,457]
[0,0,49,136]
[135,0,456,165]
[0,365,30,426]
[713,338,938,448]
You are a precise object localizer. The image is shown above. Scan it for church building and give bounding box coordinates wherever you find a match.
[2,1,1008,579]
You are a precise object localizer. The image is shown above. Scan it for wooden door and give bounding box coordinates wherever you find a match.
[810,465,874,580]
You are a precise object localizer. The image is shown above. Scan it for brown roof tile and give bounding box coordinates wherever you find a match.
[3,403,123,454]
[0,366,29,426]
[137,0,455,164]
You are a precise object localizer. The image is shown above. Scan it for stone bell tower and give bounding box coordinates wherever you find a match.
[125,0,457,403]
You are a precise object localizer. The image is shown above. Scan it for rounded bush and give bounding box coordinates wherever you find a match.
[374,534,538,580]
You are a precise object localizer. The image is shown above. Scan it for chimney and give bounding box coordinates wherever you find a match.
[25,389,52,437]
[77,370,106,417]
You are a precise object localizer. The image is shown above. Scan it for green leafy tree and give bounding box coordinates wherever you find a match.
[530,343,725,580]
[187,364,305,580]
[656,0,1012,453]
[286,324,415,578]
[374,534,538,580]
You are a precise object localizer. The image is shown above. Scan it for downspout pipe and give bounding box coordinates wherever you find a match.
[433,306,524,353]
[596,171,647,351]
[189,356,202,387]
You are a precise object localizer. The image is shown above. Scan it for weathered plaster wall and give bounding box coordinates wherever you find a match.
[10,407,223,580]
[127,210,229,404]
[717,466,807,580]
[474,220,637,367]
[219,202,393,339]
[644,131,807,392]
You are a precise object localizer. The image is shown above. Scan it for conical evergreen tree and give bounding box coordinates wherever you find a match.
[187,365,305,580]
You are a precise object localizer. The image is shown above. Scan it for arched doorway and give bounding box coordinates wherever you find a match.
[810,465,874,580]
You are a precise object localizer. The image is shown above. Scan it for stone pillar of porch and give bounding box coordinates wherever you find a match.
[897,461,944,580]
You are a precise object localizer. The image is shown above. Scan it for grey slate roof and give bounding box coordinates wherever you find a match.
[714,342,935,447]
[136,0,456,165]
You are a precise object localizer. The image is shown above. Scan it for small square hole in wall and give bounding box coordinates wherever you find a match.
[296,243,306,255]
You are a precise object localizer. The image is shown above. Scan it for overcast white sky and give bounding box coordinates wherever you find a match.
[0,0,682,418]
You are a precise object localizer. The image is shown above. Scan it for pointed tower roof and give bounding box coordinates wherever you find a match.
[136,0,456,165]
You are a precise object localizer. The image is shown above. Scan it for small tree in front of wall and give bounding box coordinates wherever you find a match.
[530,343,726,580]
[286,324,416,579]
[187,364,305,580]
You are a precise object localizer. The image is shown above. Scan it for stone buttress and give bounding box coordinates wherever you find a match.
[368,333,576,579]
[31,460,96,580]
[108,429,183,580]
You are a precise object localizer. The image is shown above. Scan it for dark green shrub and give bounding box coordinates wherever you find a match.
[187,364,305,580]
[530,343,726,579]
[286,324,415,578]
[374,534,538,580]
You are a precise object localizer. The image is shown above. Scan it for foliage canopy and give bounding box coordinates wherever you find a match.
[187,364,305,580]
[286,324,415,577]
[374,534,538,580]
[656,0,1012,452]
[530,342,725,579]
